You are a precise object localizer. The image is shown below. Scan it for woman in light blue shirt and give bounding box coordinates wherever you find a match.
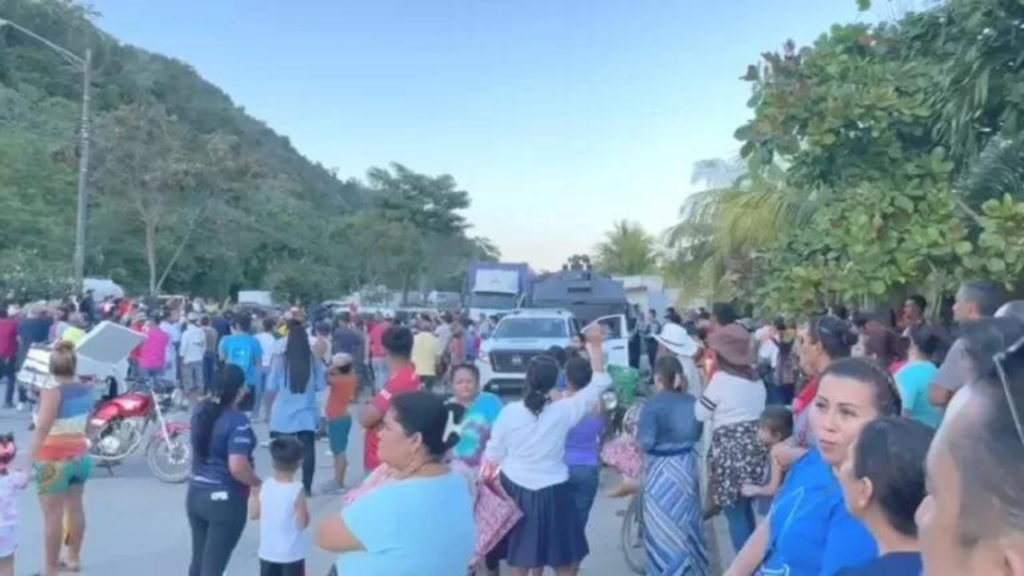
[316,392,474,576]
[894,324,949,428]
[267,320,326,496]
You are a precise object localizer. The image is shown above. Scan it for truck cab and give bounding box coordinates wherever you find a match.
[477,308,630,393]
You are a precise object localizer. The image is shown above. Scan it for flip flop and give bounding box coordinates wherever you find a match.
[58,559,82,572]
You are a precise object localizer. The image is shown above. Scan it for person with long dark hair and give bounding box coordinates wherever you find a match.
[792,315,857,447]
[482,326,612,576]
[266,319,326,496]
[187,365,261,576]
[640,355,707,574]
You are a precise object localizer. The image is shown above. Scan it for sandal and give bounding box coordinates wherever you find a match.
[59,559,82,572]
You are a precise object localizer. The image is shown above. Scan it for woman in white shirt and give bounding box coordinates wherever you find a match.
[695,324,767,554]
[482,327,612,576]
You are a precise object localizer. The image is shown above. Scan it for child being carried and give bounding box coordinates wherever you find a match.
[740,405,794,517]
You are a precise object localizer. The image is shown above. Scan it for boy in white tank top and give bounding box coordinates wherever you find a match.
[251,436,310,575]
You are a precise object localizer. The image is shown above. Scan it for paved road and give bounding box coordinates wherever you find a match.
[3,403,730,575]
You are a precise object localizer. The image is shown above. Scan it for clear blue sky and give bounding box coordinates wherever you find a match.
[90,0,869,270]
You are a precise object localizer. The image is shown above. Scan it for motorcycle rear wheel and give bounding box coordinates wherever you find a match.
[146,429,192,484]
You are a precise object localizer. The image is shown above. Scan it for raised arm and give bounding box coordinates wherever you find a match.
[558,325,613,424]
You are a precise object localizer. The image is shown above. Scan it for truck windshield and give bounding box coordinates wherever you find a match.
[470,293,518,310]
[493,318,568,339]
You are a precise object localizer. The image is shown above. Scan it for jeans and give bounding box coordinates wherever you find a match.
[270,430,316,495]
[186,484,248,576]
[371,358,389,392]
[566,464,601,529]
[354,361,372,397]
[260,559,305,576]
[723,499,756,552]
[140,368,165,388]
[202,352,217,392]
[251,367,268,418]
[1,356,21,406]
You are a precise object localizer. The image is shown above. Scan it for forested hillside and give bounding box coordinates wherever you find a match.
[0,0,494,301]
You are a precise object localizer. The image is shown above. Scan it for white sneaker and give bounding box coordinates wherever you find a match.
[15,402,25,412]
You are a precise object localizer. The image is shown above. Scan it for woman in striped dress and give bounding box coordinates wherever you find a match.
[637,356,707,576]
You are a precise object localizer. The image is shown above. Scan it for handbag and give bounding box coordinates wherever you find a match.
[470,477,522,567]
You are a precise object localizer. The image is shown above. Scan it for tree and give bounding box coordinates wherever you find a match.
[90,104,254,294]
[350,163,474,302]
[594,221,659,276]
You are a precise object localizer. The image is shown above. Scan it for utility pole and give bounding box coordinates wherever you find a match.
[73,48,92,287]
[0,19,92,288]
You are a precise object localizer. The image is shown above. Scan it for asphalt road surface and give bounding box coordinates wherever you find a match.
[3,402,730,575]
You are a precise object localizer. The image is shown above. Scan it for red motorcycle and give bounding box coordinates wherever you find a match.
[88,381,192,483]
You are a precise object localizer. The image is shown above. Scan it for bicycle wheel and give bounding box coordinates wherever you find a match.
[621,492,645,574]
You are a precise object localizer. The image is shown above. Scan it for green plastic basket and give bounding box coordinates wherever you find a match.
[607,364,640,406]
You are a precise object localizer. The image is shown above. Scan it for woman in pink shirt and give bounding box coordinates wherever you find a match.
[138,318,170,386]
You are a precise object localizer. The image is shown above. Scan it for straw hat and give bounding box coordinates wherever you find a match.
[654,322,699,358]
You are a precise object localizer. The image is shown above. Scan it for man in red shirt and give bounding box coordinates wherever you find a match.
[359,325,419,472]
[367,313,392,393]
[0,306,20,408]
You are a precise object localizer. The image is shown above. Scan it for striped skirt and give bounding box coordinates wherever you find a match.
[643,450,708,576]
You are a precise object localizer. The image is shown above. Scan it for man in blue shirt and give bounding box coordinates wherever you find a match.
[218,315,263,412]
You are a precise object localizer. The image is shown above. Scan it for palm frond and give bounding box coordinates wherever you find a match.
[958,131,1024,209]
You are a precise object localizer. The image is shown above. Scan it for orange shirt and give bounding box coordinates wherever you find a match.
[325,373,356,420]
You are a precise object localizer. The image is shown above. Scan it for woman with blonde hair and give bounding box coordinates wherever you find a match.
[29,341,93,576]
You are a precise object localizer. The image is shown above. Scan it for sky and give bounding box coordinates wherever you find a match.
[89,0,871,270]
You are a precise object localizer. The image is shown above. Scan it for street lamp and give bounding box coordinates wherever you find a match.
[0,18,92,288]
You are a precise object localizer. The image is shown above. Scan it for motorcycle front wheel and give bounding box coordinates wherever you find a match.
[146,429,192,484]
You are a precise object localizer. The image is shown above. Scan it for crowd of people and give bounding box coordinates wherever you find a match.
[0,279,1023,575]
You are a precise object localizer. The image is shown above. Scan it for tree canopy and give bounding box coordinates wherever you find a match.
[667,0,1024,315]
[0,0,496,302]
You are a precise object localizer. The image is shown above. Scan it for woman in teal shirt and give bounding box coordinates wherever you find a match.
[894,325,949,428]
[316,392,475,576]
[449,363,502,471]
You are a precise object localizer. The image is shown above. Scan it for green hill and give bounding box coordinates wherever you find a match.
[0,0,490,301]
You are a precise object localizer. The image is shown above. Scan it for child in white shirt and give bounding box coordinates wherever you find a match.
[0,433,28,576]
[251,436,310,576]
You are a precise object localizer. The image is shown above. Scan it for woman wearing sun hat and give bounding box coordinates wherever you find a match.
[653,322,704,395]
[694,324,767,553]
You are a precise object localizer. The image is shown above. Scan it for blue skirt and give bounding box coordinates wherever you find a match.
[491,473,589,568]
[643,451,708,576]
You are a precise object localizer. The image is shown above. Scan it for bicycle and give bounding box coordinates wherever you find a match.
[619,444,706,575]
[620,491,645,574]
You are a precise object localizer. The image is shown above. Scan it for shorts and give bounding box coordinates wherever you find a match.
[33,455,93,495]
[327,415,353,456]
[0,526,15,558]
[182,361,203,392]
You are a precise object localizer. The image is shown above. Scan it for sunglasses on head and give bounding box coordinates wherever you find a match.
[993,335,1024,449]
